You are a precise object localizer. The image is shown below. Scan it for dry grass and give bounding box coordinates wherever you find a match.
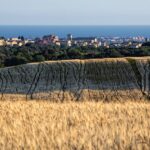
[0,100,150,150]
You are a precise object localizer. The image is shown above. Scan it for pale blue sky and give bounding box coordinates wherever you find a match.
[0,0,150,25]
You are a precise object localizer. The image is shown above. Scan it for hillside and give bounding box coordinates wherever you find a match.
[0,57,150,101]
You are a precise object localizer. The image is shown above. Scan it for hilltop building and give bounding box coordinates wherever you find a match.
[38,35,60,45]
[0,39,6,46]
[67,34,73,41]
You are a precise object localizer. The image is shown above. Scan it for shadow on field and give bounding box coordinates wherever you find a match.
[0,59,145,101]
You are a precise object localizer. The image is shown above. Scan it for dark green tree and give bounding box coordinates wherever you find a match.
[4,56,28,67]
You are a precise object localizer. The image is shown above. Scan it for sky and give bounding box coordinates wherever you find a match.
[0,0,150,25]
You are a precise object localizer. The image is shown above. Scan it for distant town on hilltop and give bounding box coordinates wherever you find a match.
[0,34,150,49]
[0,34,150,68]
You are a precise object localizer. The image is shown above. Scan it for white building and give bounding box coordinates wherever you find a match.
[0,39,6,46]
[67,40,72,47]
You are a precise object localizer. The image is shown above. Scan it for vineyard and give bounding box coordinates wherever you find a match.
[0,57,150,101]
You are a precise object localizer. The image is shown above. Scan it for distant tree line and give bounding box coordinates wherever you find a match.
[0,42,150,68]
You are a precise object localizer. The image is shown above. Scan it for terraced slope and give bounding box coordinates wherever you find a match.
[0,58,149,101]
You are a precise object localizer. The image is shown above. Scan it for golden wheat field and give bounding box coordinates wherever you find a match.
[1,57,150,149]
[0,100,150,150]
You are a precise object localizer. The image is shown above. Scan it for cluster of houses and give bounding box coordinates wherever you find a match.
[35,34,145,49]
[0,37,34,47]
[0,34,148,49]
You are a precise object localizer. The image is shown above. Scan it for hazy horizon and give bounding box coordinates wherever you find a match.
[0,0,149,25]
[1,25,150,26]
